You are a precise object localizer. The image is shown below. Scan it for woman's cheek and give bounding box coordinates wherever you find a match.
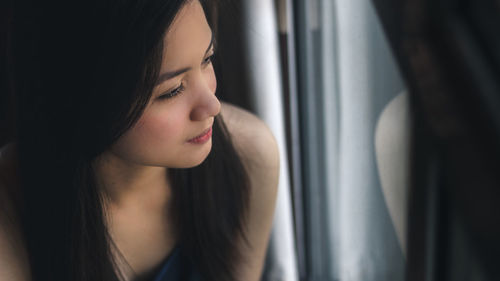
[134,112,183,146]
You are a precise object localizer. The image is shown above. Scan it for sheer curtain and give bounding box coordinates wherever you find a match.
[236,0,409,280]
[293,0,408,280]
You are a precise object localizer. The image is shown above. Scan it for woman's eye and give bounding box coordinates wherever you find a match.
[158,84,185,100]
[203,54,215,66]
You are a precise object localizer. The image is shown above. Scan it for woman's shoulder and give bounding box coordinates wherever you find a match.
[0,143,31,281]
[219,102,280,170]
[219,102,279,280]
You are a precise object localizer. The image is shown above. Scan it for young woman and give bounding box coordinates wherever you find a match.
[0,0,279,280]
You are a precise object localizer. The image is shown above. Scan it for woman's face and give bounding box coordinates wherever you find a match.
[109,0,220,168]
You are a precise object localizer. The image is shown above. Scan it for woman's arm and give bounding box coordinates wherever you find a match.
[220,102,280,281]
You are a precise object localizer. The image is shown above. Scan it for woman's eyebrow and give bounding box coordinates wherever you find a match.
[155,32,215,86]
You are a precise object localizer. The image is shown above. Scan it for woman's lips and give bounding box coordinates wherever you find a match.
[187,127,212,144]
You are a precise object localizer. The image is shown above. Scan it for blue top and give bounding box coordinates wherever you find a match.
[151,246,203,281]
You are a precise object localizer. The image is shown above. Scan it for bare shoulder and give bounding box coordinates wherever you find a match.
[219,102,280,199]
[220,102,280,171]
[0,144,31,281]
[219,102,279,280]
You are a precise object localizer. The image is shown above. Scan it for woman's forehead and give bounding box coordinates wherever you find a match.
[161,1,212,69]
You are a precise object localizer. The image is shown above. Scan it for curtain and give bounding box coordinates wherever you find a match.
[293,0,408,280]
[233,0,409,279]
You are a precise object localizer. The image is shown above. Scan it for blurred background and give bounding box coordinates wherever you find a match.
[210,0,500,280]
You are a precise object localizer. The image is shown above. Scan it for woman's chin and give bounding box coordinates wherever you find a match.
[173,141,213,168]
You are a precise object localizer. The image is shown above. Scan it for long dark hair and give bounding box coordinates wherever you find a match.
[2,0,250,280]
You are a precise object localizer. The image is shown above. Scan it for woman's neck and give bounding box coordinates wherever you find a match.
[93,150,172,211]
[95,152,177,280]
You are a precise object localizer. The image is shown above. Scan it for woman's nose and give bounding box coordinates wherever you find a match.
[189,94,220,121]
[189,71,220,121]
